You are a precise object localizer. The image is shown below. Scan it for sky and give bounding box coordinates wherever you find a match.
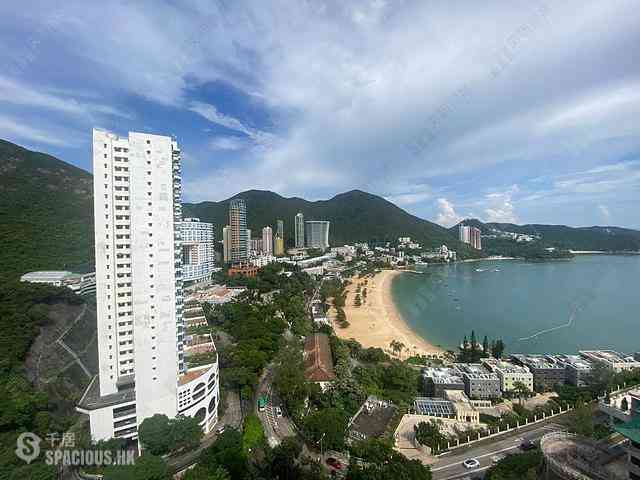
[1,1,639,229]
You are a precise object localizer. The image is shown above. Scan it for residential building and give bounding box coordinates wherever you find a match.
[295,212,305,248]
[303,333,336,391]
[262,226,273,255]
[305,221,330,249]
[554,354,593,387]
[414,390,480,424]
[458,225,482,250]
[249,238,263,253]
[21,270,97,296]
[600,389,640,480]
[482,358,533,393]
[177,218,215,283]
[222,226,232,263]
[421,367,465,398]
[580,350,640,372]
[228,263,259,277]
[274,220,285,256]
[511,354,566,391]
[77,129,218,442]
[454,363,501,399]
[229,199,248,263]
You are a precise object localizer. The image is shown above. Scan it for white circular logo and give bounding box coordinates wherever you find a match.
[15,432,41,464]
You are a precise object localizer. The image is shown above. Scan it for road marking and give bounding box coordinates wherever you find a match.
[438,465,491,480]
[431,444,520,471]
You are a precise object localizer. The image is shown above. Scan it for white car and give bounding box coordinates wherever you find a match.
[275,406,283,417]
[491,454,506,464]
[462,458,480,469]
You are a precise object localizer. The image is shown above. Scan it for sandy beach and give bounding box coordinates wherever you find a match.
[333,269,443,358]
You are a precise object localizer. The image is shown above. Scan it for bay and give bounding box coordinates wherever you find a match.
[391,255,640,355]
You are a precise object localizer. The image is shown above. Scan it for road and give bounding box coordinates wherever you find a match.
[255,366,298,447]
[430,419,566,480]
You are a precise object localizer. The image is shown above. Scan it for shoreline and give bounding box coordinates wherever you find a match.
[334,269,444,359]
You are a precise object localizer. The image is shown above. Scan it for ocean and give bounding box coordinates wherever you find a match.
[391,255,640,355]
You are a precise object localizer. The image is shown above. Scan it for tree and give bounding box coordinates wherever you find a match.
[569,401,594,438]
[354,294,362,307]
[273,343,308,414]
[183,465,229,480]
[346,439,432,480]
[492,339,506,359]
[103,454,170,480]
[138,414,173,456]
[390,339,405,358]
[413,420,447,454]
[172,415,204,452]
[485,451,542,480]
[303,408,349,451]
[512,381,531,405]
[198,428,248,480]
[138,414,203,456]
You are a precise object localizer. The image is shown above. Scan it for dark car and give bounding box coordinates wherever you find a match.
[520,439,537,451]
[326,457,343,470]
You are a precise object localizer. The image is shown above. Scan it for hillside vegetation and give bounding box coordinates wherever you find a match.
[184,189,480,258]
[0,139,94,280]
[452,218,640,256]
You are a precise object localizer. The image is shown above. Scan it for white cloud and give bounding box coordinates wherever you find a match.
[0,75,131,119]
[483,185,519,223]
[598,204,611,222]
[0,115,76,147]
[209,136,247,151]
[435,198,463,227]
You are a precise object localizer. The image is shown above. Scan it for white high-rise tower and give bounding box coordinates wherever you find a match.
[78,129,219,442]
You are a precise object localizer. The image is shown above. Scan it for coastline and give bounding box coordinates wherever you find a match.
[333,269,444,359]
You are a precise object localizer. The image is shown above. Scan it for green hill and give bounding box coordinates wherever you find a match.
[452,219,640,255]
[0,139,94,280]
[183,189,481,258]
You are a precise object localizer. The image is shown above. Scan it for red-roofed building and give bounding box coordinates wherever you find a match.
[304,333,336,390]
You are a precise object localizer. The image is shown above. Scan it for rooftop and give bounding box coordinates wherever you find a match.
[414,397,456,416]
[580,350,640,365]
[483,358,532,375]
[303,333,336,383]
[422,367,464,385]
[455,363,499,380]
[554,354,593,370]
[21,270,72,282]
[511,354,565,370]
[77,375,135,411]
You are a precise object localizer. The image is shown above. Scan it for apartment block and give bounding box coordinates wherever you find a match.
[511,354,566,391]
[77,129,219,442]
[482,358,534,393]
[421,367,465,398]
[454,363,501,400]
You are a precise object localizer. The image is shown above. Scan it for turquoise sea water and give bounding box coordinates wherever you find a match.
[391,255,640,355]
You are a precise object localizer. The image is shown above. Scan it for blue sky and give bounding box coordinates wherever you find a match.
[1,1,639,228]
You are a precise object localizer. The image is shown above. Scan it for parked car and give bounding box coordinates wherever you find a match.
[462,458,480,469]
[520,439,537,451]
[326,457,343,470]
[216,425,226,435]
[275,406,283,417]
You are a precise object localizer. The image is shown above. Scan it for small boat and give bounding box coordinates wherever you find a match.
[475,268,486,272]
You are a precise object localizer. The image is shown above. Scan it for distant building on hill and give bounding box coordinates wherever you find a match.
[305,221,330,249]
[222,226,232,263]
[262,226,273,255]
[229,199,248,262]
[177,218,215,283]
[21,270,96,296]
[295,212,305,248]
[458,225,482,250]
